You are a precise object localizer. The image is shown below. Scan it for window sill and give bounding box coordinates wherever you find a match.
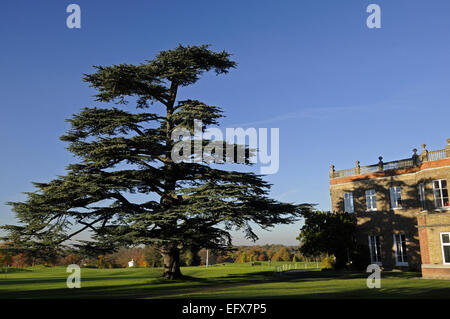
[395,262,408,267]
[434,207,450,212]
[366,209,378,212]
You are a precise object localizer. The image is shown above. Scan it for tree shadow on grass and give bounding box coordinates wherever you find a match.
[284,269,421,280]
[263,282,450,299]
[0,269,437,299]
[0,275,167,287]
[0,268,32,274]
[0,270,295,299]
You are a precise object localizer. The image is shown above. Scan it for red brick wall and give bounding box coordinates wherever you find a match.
[422,267,450,279]
[417,215,430,264]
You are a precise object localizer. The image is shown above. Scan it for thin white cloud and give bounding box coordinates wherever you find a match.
[273,188,304,201]
[230,105,371,127]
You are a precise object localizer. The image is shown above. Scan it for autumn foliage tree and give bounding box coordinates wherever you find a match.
[11,253,29,268]
[258,253,267,261]
[271,246,291,262]
[63,254,82,266]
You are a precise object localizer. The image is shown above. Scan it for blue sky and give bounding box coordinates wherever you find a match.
[0,0,449,246]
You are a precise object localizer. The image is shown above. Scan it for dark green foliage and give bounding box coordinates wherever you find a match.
[297,211,356,270]
[349,243,371,271]
[2,44,310,279]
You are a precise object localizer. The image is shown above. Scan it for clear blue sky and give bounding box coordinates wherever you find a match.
[1,0,449,246]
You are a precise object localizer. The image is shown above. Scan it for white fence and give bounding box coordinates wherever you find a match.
[274,261,319,273]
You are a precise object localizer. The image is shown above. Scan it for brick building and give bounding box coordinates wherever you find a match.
[329,138,450,278]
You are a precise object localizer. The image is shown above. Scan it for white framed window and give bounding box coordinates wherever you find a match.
[433,180,449,209]
[393,233,408,266]
[418,183,426,210]
[368,235,382,264]
[365,189,377,211]
[441,233,450,264]
[390,186,402,209]
[344,192,354,213]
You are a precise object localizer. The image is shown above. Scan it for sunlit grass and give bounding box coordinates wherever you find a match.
[0,262,448,299]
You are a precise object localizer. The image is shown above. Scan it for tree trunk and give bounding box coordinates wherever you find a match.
[161,245,182,280]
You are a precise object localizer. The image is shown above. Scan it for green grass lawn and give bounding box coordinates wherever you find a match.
[0,262,449,299]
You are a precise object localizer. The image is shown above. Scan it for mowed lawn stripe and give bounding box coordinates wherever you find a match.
[0,264,449,299]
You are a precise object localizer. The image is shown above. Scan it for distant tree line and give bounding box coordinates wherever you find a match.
[0,243,314,269]
[210,245,309,264]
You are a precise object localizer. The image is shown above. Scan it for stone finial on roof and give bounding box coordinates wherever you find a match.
[378,156,383,171]
[412,148,419,166]
[420,143,428,162]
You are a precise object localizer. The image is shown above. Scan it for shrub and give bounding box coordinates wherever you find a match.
[96,255,106,269]
[320,255,334,270]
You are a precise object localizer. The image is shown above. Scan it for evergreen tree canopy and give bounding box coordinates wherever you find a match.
[2,44,311,279]
[297,211,356,269]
